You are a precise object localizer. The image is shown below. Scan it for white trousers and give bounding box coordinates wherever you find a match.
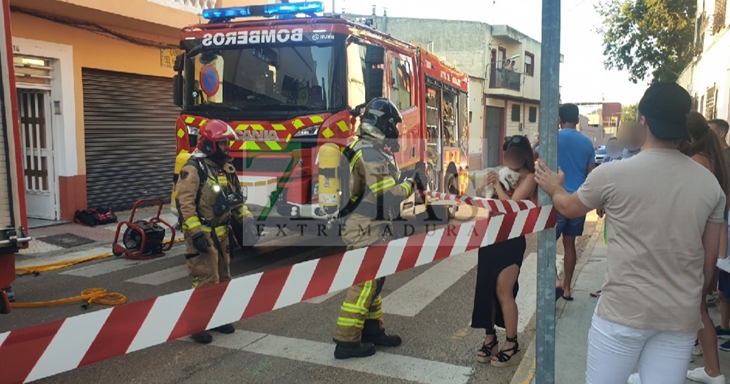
[585,308,696,384]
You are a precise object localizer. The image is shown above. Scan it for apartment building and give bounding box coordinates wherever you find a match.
[342,11,563,169]
[677,0,730,129]
[10,0,264,223]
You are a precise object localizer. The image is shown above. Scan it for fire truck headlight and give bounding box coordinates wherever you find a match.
[186,125,199,136]
[294,125,320,137]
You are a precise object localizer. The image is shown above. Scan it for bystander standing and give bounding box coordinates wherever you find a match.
[534,82,725,384]
[602,137,622,163]
[536,103,596,301]
[707,120,730,347]
[683,113,730,384]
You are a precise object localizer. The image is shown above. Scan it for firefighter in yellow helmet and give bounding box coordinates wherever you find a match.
[333,98,428,359]
[176,119,257,344]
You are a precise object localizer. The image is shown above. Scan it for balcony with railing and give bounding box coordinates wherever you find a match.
[489,68,521,92]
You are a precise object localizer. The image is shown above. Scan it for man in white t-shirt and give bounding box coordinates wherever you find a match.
[534,82,726,384]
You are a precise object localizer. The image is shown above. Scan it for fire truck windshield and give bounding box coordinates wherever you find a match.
[182,43,345,118]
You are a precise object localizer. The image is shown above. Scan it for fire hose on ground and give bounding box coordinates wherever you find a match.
[10,238,184,309]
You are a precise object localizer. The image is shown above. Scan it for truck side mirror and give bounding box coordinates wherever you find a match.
[364,44,385,101]
[365,44,385,65]
[173,74,183,107]
[173,54,184,72]
[365,68,384,101]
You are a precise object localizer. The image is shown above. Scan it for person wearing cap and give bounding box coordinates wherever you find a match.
[534,82,726,384]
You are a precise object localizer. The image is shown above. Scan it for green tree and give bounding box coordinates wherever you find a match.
[622,103,639,122]
[595,0,696,83]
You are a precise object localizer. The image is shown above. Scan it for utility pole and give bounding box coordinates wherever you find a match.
[536,0,560,383]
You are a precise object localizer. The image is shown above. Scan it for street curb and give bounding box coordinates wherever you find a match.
[509,214,604,384]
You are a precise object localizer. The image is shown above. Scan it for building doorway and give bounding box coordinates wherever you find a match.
[18,88,57,220]
[485,106,503,167]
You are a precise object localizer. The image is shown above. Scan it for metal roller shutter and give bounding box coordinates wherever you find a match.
[82,69,178,210]
[0,90,10,228]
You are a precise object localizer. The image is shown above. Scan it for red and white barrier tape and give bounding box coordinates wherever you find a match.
[0,195,556,384]
[419,190,537,215]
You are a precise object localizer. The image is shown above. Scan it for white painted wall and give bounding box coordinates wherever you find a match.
[689,30,730,122]
[468,77,484,155]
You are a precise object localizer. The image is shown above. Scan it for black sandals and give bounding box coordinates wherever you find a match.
[491,336,521,367]
[476,329,499,363]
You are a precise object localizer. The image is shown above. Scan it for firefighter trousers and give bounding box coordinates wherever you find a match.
[184,225,231,288]
[334,277,386,343]
[334,218,394,343]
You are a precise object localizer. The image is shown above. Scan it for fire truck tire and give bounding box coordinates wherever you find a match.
[444,173,458,220]
[427,164,439,191]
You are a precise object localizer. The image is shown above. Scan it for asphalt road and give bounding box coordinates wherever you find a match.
[6,208,597,384]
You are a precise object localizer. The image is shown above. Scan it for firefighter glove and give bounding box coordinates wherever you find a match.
[191,231,210,254]
[240,219,259,247]
[402,169,428,191]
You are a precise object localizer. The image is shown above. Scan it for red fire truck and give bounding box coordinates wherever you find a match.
[170,1,470,227]
[0,0,31,314]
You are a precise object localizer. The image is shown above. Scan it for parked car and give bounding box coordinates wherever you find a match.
[595,146,607,165]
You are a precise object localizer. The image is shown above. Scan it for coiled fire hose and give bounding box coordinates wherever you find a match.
[11,238,184,309]
[10,288,126,309]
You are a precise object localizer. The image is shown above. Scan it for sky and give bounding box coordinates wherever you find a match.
[324,0,652,108]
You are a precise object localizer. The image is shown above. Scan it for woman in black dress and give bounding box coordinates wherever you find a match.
[473,135,538,367]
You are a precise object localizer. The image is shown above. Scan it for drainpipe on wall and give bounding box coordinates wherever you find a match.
[381,8,387,33]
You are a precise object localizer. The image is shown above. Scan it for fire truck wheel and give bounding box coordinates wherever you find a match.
[427,164,439,191]
[444,174,458,220]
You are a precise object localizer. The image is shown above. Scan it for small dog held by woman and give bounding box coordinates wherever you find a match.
[477,167,520,198]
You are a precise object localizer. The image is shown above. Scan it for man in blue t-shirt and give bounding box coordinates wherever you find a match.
[536,103,595,300]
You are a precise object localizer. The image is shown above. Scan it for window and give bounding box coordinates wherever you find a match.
[529,106,537,122]
[390,56,413,111]
[458,92,469,155]
[713,0,726,34]
[346,43,367,107]
[706,85,717,119]
[183,42,346,115]
[524,52,535,76]
[511,104,521,122]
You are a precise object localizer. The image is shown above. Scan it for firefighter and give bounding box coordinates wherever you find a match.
[333,98,428,359]
[176,119,256,344]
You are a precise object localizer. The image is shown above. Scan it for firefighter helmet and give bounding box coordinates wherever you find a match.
[359,98,403,152]
[197,119,237,156]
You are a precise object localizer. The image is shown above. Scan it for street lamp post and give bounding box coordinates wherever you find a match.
[536,0,560,382]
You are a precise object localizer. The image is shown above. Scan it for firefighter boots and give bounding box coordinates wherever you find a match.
[191,331,213,344]
[333,340,376,360]
[214,324,235,334]
[361,320,402,347]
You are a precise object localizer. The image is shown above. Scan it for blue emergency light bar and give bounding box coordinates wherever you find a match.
[202,1,324,20]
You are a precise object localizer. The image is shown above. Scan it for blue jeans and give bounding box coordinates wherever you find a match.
[555,213,586,239]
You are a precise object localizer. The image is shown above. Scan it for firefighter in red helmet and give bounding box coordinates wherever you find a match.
[175,119,255,344]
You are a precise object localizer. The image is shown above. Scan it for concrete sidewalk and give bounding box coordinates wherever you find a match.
[17,204,181,265]
[523,223,730,383]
